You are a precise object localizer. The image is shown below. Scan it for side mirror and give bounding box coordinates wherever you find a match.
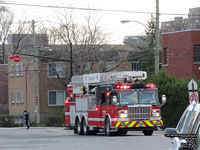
[112,96,117,104]
[83,86,87,94]
[164,128,178,138]
[161,95,166,107]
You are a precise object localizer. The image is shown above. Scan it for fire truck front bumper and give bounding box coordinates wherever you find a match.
[115,120,163,128]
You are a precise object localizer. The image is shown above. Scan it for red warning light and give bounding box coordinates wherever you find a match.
[116,84,120,89]
[126,85,131,89]
[145,83,156,89]
[106,92,110,96]
[116,84,131,90]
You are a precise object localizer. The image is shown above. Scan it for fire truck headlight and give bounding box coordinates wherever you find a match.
[118,110,128,118]
[152,109,160,117]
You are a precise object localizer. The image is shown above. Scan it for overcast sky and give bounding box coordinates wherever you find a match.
[2,0,200,44]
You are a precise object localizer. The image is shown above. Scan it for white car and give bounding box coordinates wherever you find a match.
[164,103,200,150]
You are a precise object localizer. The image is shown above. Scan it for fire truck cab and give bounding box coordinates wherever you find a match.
[65,71,166,136]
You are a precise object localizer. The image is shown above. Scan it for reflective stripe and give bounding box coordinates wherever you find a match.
[88,118,104,121]
[145,121,153,127]
[115,120,163,128]
[128,121,136,127]
[116,122,121,128]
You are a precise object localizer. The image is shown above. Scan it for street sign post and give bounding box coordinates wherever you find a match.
[33,95,36,103]
[188,79,198,91]
[14,55,20,63]
[188,79,199,104]
[189,92,199,103]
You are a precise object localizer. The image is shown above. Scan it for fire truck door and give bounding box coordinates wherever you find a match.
[99,93,106,127]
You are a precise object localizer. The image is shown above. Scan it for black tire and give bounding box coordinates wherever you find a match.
[74,127,77,134]
[83,119,89,135]
[77,119,83,135]
[143,130,153,136]
[105,119,112,136]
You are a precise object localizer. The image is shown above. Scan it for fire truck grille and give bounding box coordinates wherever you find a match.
[128,106,151,120]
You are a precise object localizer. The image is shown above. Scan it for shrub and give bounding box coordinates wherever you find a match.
[0,115,23,127]
[146,70,197,128]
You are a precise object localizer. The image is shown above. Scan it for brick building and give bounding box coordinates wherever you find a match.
[162,29,200,79]
[0,64,8,114]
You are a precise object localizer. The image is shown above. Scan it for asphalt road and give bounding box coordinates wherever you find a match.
[0,127,171,150]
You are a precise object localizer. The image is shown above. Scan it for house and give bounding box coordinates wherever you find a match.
[162,29,200,79]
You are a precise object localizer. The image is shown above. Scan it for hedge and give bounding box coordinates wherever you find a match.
[146,70,199,128]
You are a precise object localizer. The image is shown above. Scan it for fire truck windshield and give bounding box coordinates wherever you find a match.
[120,91,138,105]
[138,90,158,104]
[119,90,158,105]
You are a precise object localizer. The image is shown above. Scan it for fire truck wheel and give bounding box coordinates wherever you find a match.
[83,119,89,135]
[143,130,153,136]
[105,119,112,136]
[77,119,83,135]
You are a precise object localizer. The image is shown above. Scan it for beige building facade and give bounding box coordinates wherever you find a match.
[8,55,66,123]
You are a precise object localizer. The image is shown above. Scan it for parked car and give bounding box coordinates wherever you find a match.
[164,103,200,150]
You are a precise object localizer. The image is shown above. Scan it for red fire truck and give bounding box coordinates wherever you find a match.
[65,71,166,136]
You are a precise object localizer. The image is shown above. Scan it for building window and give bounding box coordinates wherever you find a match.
[10,64,14,77]
[194,45,200,62]
[132,61,141,71]
[21,90,23,104]
[48,90,65,106]
[11,91,14,104]
[16,64,19,76]
[16,91,20,104]
[164,48,168,65]
[21,63,23,76]
[48,63,65,78]
[132,61,147,71]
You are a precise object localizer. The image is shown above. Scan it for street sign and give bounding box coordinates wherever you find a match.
[14,55,20,63]
[67,86,73,94]
[33,95,36,103]
[189,92,199,103]
[188,79,198,91]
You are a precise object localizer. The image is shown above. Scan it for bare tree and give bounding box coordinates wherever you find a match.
[0,7,14,63]
[48,10,109,74]
[50,10,107,49]
[9,18,32,54]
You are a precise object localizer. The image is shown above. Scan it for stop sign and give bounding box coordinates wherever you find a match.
[14,55,20,63]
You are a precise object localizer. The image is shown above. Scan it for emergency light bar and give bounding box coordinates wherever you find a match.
[114,83,156,90]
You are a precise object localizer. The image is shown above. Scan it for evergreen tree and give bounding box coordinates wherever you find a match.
[145,14,156,50]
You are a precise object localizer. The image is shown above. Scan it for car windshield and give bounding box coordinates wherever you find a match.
[120,90,158,105]
[177,110,196,134]
[138,90,158,104]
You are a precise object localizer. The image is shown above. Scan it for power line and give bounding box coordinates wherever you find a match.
[0,2,189,16]
[14,52,71,62]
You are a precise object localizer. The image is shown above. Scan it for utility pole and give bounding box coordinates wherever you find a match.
[32,20,38,125]
[155,0,160,75]
[70,42,73,80]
